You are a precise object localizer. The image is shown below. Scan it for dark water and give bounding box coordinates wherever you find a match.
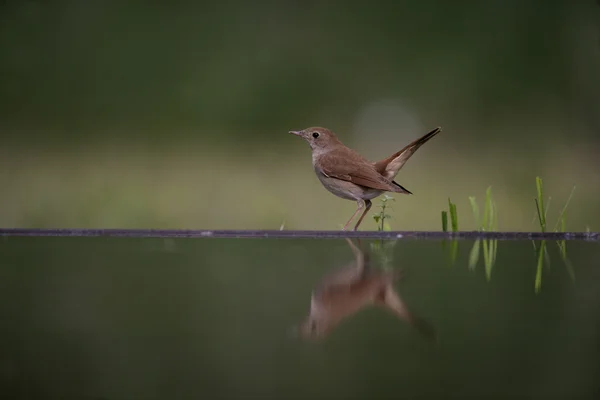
[1,237,599,399]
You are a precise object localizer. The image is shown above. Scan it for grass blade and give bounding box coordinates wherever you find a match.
[535,177,546,232]
[552,186,576,232]
[535,199,545,233]
[484,186,493,231]
[448,198,458,232]
[441,211,448,233]
[493,203,498,235]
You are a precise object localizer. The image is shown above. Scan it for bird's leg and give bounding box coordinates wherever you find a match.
[344,238,363,266]
[353,199,372,231]
[342,201,364,231]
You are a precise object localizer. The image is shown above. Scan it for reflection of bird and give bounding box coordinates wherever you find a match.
[290,126,441,230]
[299,238,437,341]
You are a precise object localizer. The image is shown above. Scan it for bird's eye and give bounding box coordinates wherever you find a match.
[312,132,319,138]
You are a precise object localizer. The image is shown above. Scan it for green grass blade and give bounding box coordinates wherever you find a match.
[482,197,490,231]
[544,197,552,220]
[535,177,546,232]
[484,186,493,231]
[487,195,495,231]
[448,198,458,232]
[552,186,576,232]
[450,207,458,232]
[535,199,545,233]
[441,211,448,232]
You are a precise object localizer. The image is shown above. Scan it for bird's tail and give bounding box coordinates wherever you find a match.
[391,180,412,195]
[375,127,442,180]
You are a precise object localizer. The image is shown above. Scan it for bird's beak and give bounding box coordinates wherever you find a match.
[289,130,302,136]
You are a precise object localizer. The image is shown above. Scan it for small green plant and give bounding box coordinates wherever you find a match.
[532,177,576,293]
[441,198,459,264]
[441,198,459,233]
[371,195,396,269]
[373,194,394,232]
[468,186,499,280]
[441,210,448,232]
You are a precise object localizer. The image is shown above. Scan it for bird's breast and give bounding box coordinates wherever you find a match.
[313,167,361,201]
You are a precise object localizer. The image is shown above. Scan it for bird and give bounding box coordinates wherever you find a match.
[298,238,437,341]
[289,126,441,230]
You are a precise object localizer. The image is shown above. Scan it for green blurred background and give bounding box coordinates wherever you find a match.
[1,0,599,230]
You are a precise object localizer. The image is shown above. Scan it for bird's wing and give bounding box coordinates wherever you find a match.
[317,149,402,192]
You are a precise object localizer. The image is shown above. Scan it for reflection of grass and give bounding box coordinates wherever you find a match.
[468,187,499,280]
[439,178,574,292]
[441,187,500,275]
[533,177,576,293]
[370,195,396,269]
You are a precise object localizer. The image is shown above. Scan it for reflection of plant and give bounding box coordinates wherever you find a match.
[442,187,500,277]
[371,195,396,269]
[533,177,576,293]
[438,178,575,293]
[468,186,499,280]
[441,198,459,264]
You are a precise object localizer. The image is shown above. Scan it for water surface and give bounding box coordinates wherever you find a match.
[1,237,599,399]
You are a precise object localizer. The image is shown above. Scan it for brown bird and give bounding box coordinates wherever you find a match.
[290,126,441,230]
[298,238,437,341]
